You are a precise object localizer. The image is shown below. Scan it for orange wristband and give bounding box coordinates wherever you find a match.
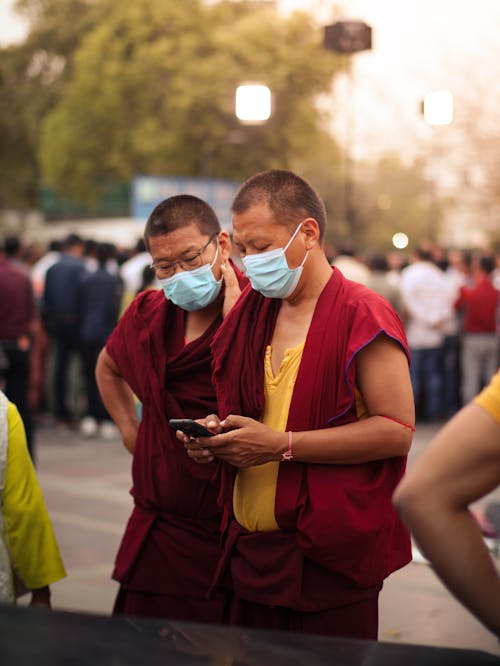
[379,414,416,432]
[281,431,294,461]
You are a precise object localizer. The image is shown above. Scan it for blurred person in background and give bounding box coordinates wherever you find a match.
[80,243,123,439]
[431,246,464,419]
[2,236,31,276]
[135,264,156,296]
[441,249,472,416]
[400,246,454,421]
[331,241,370,285]
[42,233,86,428]
[83,238,99,273]
[31,239,62,301]
[455,254,499,405]
[394,367,500,639]
[30,239,63,418]
[492,252,500,291]
[0,237,37,459]
[119,238,152,312]
[366,253,404,316]
[0,390,66,606]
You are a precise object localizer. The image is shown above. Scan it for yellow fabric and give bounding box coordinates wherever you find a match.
[3,402,66,589]
[474,368,500,423]
[233,342,305,532]
[233,343,370,533]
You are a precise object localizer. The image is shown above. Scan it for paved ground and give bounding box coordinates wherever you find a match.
[29,418,500,656]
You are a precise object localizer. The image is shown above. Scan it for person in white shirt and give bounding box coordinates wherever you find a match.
[400,247,454,421]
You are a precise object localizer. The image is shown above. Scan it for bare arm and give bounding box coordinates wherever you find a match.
[185,335,414,467]
[95,348,139,454]
[394,403,500,638]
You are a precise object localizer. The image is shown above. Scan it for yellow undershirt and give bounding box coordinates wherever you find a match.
[233,342,369,533]
[3,402,66,590]
[233,342,304,531]
[474,368,500,423]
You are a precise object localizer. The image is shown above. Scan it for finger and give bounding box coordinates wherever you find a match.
[204,413,223,432]
[186,447,214,463]
[221,264,242,317]
[175,430,191,444]
[219,414,251,430]
[221,262,239,291]
[183,439,201,451]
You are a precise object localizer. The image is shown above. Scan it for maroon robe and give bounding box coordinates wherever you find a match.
[106,275,244,622]
[210,268,412,617]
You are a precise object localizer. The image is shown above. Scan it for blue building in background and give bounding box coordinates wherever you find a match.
[131,176,240,232]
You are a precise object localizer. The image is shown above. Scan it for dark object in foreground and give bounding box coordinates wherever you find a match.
[0,605,498,666]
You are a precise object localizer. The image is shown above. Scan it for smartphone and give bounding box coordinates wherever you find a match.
[168,419,215,438]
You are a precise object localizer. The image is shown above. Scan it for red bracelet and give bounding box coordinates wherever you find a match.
[281,431,294,461]
[379,415,416,432]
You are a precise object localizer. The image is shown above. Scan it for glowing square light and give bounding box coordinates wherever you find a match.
[423,89,454,126]
[235,84,272,124]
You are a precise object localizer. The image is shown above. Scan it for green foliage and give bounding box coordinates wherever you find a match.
[2,0,448,250]
[350,154,445,252]
[0,0,108,207]
[38,0,343,201]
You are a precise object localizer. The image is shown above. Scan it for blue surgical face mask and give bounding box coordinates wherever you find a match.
[241,223,309,298]
[158,242,222,311]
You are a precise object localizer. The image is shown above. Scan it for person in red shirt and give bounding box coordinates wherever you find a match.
[183,170,415,640]
[95,195,245,622]
[455,255,499,404]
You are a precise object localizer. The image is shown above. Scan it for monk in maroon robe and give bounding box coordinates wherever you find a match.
[96,194,244,622]
[183,171,415,639]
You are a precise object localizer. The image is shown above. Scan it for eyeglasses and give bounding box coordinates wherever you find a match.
[150,233,217,279]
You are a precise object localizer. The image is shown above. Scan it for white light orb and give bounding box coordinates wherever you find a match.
[392,232,409,249]
[235,84,272,124]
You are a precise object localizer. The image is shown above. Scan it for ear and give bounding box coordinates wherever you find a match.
[217,230,232,262]
[301,218,320,248]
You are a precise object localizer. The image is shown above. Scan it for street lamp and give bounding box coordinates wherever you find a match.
[392,232,409,250]
[235,83,272,125]
[422,89,454,126]
[323,20,372,53]
[323,20,372,242]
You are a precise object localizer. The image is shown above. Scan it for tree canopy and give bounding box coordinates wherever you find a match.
[36,0,342,202]
[1,0,453,251]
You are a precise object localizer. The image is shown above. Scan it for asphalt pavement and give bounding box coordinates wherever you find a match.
[29,417,500,656]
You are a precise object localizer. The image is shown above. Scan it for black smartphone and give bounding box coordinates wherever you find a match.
[168,419,215,438]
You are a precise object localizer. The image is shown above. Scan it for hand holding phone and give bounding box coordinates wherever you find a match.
[168,419,215,438]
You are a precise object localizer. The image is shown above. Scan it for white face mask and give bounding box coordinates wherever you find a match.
[241,223,309,298]
[158,242,222,311]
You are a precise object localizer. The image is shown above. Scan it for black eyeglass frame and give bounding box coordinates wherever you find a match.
[149,233,218,278]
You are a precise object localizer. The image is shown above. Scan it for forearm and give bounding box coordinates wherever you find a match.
[95,354,138,453]
[399,499,500,637]
[394,403,500,637]
[285,416,412,464]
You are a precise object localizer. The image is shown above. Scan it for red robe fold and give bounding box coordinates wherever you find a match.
[210,267,412,610]
[106,268,246,621]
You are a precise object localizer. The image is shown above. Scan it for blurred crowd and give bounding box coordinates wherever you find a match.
[0,233,155,459]
[333,242,500,423]
[0,232,499,460]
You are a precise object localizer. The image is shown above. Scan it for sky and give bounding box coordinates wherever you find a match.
[297,0,500,161]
